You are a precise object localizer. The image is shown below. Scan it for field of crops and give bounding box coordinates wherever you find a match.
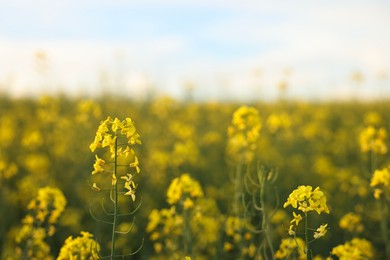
[0,94,389,259]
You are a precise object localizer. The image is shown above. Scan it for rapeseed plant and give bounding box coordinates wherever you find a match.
[89,116,142,259]
[147,173,220,259]
[370,165,390,258]
[283,185,330,259]
[226,106,261,258]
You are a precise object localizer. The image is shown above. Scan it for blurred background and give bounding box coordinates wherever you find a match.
[1,0,389,101]
[2,1,390,259]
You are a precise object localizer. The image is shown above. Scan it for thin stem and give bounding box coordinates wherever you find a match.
[380,196,390,259]
[111,136,119,259]
[304,212,310,260]
[234,162,243,218]
[183,205,192,257]
[258,168,275,258]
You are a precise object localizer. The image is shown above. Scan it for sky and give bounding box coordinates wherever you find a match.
[0,0,390,101]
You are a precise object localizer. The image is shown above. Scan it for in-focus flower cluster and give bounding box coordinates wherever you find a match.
[57,231,100,259]
[284,185,330,214]
[284,185,329,240]
[227,106,261,163]
[370,165,390,199]
[90,116,141,201]
[90,116,141,156]
[359,126,388,155]
[331,238,374,259]
[166,173,204,208]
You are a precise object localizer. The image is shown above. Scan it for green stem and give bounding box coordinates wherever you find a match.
[259,169,275,259]
[234,162,243,218]
[380,197,389,259]
[305,212,310,260]
[111,136,118,259]
[233,160,244,257]
[183,206,192,257]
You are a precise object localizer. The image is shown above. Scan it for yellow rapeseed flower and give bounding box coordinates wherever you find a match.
[370,166,390,199]
[57,231,100,259]
[90,116,141,200]
[359,126,388,154]
[331,238,374,259]
[92,155,105,175]
[275,238,306,259]
[370,167,390,187]
[313,224,328,239]
[284,185,329,214]
[339,212,364,233]
[227,106,261,163]
[166,174,204,205]
[290,211,303,226]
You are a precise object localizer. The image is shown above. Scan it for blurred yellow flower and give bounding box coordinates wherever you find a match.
[275,238,306,259]
[227,106,261,163]
[359,126,387,154]
[370,166,390,199]
[331,238,374,259]
[370,167,390,187]
[166,173,204,205]
[339,212,364,233]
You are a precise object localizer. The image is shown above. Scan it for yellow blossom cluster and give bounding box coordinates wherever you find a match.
[284,185,329,243]
[25,186,67,227]
[331,238,374,259]
[75,100,102,124]
[222,216,257,258]
[15,226,51,260]
[15,186,67,259]
[266,112,292,133]
[90,116,141,156]
[223,216,243,251]
[227,106,261,163]
[274,238,306,259]
[57,231,100,259]
[146,207,183,254]
[90,116,141,200]
[370,166,390,199]
[147,175,220,258]
[166,173,204,208]
[0,159,18,180]
[284,185,330,214]
[339,212,364,233]
[359,126,388,154]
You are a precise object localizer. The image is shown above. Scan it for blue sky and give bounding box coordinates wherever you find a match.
[1,0,390,100]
